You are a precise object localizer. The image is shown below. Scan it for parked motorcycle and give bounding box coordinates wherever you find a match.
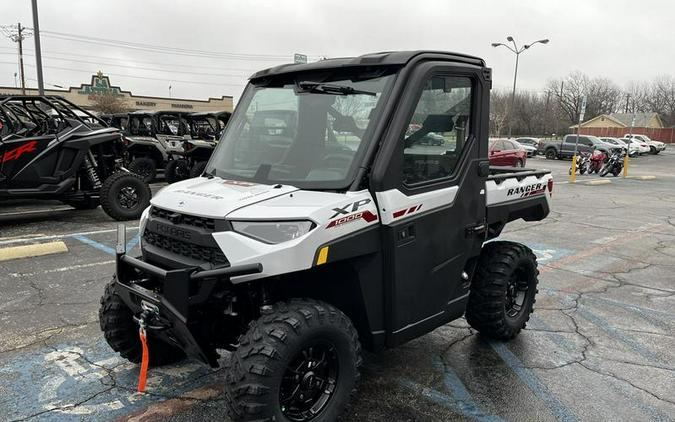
[588,149,606,174]
[569,151,591,175]
[600,149,625,177]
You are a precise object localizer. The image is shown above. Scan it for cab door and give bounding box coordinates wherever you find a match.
[370,62,489,347]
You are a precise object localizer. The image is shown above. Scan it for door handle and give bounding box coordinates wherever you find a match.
[396,224,415,245]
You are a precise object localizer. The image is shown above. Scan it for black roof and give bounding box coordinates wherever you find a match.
[250,50,485,81]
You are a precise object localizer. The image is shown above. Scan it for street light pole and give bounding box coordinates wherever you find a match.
[491,37,549,138]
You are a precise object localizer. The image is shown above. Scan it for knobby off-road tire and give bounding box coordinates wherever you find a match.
[100,171,151,221]
[99,278,185,366]
[465,241,539,340]
[189,161,208,178]
[165,159,189,184]
[225,299,362,422]
[128,157,157,183]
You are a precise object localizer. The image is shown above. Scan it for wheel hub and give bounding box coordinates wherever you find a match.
[118,186,139,209]
[280,342,338,421]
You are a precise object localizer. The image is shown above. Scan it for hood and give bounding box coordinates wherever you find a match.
[151,177,299,218]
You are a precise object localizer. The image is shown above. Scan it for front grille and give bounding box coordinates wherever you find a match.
[143,230,228,265]
[150,206,216,231]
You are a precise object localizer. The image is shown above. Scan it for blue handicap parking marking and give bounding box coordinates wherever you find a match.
[0,338,219,421]
[524,242,574,264]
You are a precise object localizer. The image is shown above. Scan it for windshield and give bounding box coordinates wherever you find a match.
[206,70,396,189]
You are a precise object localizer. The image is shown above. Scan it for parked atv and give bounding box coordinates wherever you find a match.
[600,149,625,177]
[99,51,553,421]
[0,95,151,220]
[123,111,192,182]
[165,111,230,183]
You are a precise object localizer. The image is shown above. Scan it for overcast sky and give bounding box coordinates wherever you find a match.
[1,0,672,103]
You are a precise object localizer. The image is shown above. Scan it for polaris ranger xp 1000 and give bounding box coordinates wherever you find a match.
[100,51,553,421]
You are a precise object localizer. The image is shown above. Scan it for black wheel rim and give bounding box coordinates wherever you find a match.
[505,266,530,318]
[177,162,189,178]
[118,186,139,210]
[280,341,339,421]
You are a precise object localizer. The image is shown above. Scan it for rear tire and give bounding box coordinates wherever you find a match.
[190,161,208,178]
[612,166,622,177]
[128,157,157,183]
[99,278,185,366]
[465,241,538,340]
[545,149,557,160]
[165,159,189,184]
[225,299,361,422]
[100,171,151,221]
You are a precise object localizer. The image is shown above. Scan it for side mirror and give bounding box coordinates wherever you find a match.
[422,114,454,133]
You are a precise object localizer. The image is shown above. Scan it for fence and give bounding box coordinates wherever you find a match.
[578,127,675,143]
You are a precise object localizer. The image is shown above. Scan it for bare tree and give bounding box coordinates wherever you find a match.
[89,92,129,115]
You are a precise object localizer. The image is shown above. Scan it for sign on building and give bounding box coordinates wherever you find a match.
[294,53,308,64]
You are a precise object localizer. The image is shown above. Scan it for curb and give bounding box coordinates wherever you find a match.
[624,175,656,180]
[0,241,68,262]
[584,180,612,186]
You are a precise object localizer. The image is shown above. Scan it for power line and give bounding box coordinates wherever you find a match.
[37,30,311,61]
[21,62,245,87]
[17,52,251,78]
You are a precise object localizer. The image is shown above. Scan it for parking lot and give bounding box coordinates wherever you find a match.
[1,150,674,422]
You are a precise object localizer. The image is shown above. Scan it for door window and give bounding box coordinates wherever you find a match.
[402,76,472,185]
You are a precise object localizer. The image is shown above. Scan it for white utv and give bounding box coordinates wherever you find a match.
[100,51,553,422]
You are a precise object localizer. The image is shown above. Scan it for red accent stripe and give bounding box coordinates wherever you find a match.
[392,209,406,218]
[407,206,417,214]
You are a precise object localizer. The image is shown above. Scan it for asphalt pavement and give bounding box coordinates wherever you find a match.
[1,152,674,422]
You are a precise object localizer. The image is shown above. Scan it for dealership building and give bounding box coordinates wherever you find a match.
[0,72,233,113]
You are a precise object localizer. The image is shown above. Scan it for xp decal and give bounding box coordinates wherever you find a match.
[326,210,378,228]
[507,183,546,198]
[0,140,38,164]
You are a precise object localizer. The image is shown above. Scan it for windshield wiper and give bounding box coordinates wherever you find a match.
[296,81,376,96]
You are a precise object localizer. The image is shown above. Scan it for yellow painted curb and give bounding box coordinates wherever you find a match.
[624,175,656,180]
[0,241,68,262]
[585,179,612,186]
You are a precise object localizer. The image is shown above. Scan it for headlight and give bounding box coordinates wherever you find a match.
[231,220,315,244]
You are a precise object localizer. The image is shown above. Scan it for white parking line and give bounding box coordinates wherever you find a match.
[0,226,139,247]
[8,260,115,278]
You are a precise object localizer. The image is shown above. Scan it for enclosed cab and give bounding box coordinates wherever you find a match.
[100,51,553,422]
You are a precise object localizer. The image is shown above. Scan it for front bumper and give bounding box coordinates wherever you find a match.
[112,225,262,366]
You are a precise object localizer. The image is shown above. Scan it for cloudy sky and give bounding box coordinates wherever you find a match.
[1,0,672,103]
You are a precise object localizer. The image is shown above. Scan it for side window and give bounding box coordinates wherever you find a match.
[402,75,472,185]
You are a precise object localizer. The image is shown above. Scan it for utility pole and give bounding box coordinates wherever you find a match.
[17,23,26,94]
[31,0,45,95]
[0,23,33,94]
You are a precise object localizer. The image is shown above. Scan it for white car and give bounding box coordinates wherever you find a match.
[512,138,538,157]
[620,137,650,155]
[601,137,638,157]
[623,134,666,154]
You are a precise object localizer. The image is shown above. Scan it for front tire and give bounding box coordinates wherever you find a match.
[99,278,185,366]
[225,299,361,422]
[100,171,151,221]
[545,149,557,160]
[165,159,189,184]
[128,157,157,183]
[465,241,539,340]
